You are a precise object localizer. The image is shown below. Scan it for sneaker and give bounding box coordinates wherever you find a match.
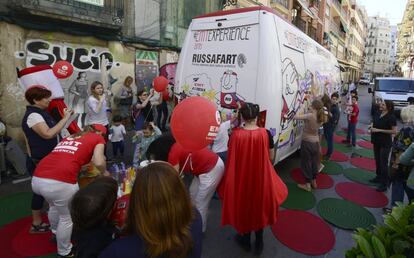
[29,222,50,234]
[297,183,312,192]
[376,185,387,192]
[234,234,251,252]
[58,250,75,258]
[382,207,392,214]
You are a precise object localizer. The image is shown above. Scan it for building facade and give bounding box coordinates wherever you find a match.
[346,0,367,82]
[397,0,414,78]
[389,25,398,75]
[363,16,391,78]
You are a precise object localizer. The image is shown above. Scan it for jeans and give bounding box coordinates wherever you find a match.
[391,178,414,206]
[346,122,357,146]
[189,158,225,232]
[373,144,391,186]
[32,177,79,256]
[156,101,169,131]
[323,125,334,157]
[300,141,320,182]
[111,141,124,157]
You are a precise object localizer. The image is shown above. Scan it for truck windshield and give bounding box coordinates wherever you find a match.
[375,80,414,92]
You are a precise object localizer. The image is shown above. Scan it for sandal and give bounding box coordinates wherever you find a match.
[297,183,312,192]
[30,222,50,234]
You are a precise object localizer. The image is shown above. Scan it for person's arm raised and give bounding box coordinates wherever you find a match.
[31,108,72,139]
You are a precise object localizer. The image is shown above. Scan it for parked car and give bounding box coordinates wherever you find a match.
[358,77,370,85]
[368,77,414,116]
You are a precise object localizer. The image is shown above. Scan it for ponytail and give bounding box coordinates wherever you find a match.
[311,99,327,124]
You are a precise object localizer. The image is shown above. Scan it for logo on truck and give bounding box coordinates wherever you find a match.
[194,26,251,42]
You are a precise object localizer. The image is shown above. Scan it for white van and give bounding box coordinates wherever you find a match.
[175,6,341,164]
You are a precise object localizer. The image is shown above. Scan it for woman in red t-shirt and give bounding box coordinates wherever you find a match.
[31,124,108,258]
[168,143,224,233]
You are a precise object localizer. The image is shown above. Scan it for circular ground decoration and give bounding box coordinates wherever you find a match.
[317,198,376,230]
[343,168,380,186]
[336,131,362,140]
[321,148,349,162]
[342,127,367,135]
[335,182,388,208]
[290,168,334,189]
[354,148,375,159]
[321,161,343,175]
[333,134,346,144]
[0,216,56,258]
[271,210,335,255]
[0,192,32,227]
[357,140,373,149]
[350,157,376,171]
[281,182,316,210]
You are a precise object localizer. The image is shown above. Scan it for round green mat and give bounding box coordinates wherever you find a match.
[0,192,32,227]
[354,148,375,159]
[281,182,316,210]
[343,168,379,186]
[321,161,343,175]
[361,135,371,141]
[336,131,362,140]
[317,198,376,230]
[320,141,352,153]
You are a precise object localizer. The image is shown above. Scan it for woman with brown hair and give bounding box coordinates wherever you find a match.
[99,162,202,258]
[117,76,134,120]
[86,81,109,127]
[294,99,327,191]
[22,86,73,234]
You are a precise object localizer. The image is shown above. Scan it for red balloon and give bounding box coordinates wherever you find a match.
[153,76,169,92]
[171,96,221,151]
[53,60,74,79]
[162,89,170,101]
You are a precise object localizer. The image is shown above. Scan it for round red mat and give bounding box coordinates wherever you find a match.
[321,147,349,162]
[357,141,373,149]
[342,127,367,135]
[272,210,335,255]
[350,157,376,172]
[290,168,334,189]
[335,182,388,208]
[333,134,346,144]
[0,216,56,258]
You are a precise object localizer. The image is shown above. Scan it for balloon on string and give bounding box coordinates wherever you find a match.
[153,76,169,92]
[52,61,74,79]
[171,96,221,151]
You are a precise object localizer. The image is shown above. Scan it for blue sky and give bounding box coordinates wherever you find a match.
[357,0,407,25]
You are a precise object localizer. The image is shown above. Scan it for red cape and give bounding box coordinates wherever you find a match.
[218,128,288,233]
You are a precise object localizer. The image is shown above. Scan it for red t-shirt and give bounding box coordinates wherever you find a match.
[168,143,218,176]
[34,132,106,184]
[349,103,359,124]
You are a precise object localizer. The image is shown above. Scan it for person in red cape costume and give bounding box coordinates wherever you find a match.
[218,102,288,255]
[17,65,80,134]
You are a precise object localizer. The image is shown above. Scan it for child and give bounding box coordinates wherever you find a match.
[342,95,359,147]
[132,122,162,167]
[109,115,126,160]
[70,177,119,258]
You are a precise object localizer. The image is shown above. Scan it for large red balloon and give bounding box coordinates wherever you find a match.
[171,96,221,151]
[153,76,169,92]
[52,61,73,79]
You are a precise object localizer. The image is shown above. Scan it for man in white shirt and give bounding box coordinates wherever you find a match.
[211,120,231,163]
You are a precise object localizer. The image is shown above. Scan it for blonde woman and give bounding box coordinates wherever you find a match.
[293,99,327,191]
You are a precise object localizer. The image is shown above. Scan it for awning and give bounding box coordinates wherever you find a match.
[297,0,314,17]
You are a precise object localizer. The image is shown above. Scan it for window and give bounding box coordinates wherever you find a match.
[374,48,376,54]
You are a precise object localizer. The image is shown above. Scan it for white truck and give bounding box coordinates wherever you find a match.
[175,6,341,163]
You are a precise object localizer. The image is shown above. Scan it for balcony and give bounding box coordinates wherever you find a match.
[272,0,289,9]
[309,26,318,41]
[330,22,346,39]
[294,18,307,34]
[332,0,341,13]
[7,0,124,29]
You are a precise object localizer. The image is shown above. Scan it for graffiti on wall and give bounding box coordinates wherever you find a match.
[15,39,119,128]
